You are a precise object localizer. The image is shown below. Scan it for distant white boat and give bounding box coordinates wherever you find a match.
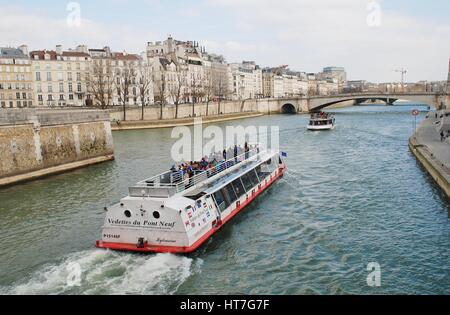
[307,112,335,131]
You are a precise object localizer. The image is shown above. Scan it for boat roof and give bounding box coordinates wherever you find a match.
[310,117,334,121]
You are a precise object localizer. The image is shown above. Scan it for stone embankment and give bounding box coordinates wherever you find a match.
[0,109,114,187]
[409,110,450,197]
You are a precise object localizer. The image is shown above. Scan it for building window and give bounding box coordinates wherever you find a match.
[59,83,64,92]
[68,72,72,81]
[16,92,21,99]
[48,95,53,101]
[76,72,81,81]
[22,93,26,99]
[60,94,64,101]
[68,83,73,93]
[47,72,52,81]
[38,95,43,102]
[77,83,82,92]
[36,72,41,81]
[69,94,74,100]
[48,84,53,93]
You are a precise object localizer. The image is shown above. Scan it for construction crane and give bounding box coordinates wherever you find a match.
[393,68,407,92]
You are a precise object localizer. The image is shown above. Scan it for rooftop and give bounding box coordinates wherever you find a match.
[0,47,28,59]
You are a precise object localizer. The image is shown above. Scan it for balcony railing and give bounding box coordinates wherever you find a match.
[134,147,265,194]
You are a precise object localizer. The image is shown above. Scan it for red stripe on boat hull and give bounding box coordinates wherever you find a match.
[96,165,287,254]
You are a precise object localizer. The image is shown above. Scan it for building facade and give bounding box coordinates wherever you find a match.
[263,67,308,98]
[228,61,263,100]
[320,66,347,92]
[30,45,91,107]
[0,45,33,108]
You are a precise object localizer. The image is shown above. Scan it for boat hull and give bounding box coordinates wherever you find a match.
[307,125,335,131]
[96,165,287,254]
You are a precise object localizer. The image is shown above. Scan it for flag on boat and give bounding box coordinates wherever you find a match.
[282,152,288,157]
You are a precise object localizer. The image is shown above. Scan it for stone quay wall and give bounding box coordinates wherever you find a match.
[0,109,114,187]
[109,100,260,122]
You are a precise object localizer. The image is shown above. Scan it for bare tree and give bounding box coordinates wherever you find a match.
[116,61,137,121]
[215,77,229,115]
[137,64,152,121]
[189,75,204,117]
[204,68,215,116]
[87,59,114,109]
[154,71,167,120]
[170,68,187,119]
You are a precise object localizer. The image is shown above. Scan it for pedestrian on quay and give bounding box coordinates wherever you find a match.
[440,130,445,142]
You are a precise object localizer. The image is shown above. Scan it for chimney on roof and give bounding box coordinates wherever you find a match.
[76,45,88,53]
[104,46,111,56]
[18,44,28,56]
[56,45,63,55]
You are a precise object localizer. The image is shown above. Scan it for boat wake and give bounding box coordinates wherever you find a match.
[0,249,201,295]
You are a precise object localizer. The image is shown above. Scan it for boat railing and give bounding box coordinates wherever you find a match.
[135,147,264,194]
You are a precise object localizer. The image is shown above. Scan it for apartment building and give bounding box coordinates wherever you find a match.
[30,45,91,107]
[0,45,33,108]
[229,61,263,100]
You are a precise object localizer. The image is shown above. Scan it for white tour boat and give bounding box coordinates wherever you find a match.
[96,146,287,254]
[307,112,335,131]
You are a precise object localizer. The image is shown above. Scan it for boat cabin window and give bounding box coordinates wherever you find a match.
[249,168,261,184]
[213,190,227,212]
[232,178,246,197]
[257,159,277,178]
[241,169,260,191]
[241,172,254,191]
[223,184,238,204]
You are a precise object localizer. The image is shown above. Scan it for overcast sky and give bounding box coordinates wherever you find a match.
[1,0,449,82]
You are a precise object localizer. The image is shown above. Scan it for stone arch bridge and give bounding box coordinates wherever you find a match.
[257,93,449,114]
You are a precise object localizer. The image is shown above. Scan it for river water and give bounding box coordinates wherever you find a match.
[0,105,449,295]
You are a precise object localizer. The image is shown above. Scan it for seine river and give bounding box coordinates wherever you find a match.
[0,105,449,295]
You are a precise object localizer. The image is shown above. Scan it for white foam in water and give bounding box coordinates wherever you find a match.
[1,250,200,295]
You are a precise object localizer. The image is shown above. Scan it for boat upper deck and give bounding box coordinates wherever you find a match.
[310,112,334,120]
[128,147,276,199]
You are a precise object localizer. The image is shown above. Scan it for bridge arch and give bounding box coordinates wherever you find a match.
[312,97,399,112]
[307,93,442,112]
[281,103,297,114]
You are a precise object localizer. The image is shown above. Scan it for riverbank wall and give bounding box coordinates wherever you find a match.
[109,100,259,122]
[110,112,264,131]
[0,109,114,187]
[409,110,450,197]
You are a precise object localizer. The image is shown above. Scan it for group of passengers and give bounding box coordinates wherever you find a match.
[311,112,331,119]
[170,143,256,186]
